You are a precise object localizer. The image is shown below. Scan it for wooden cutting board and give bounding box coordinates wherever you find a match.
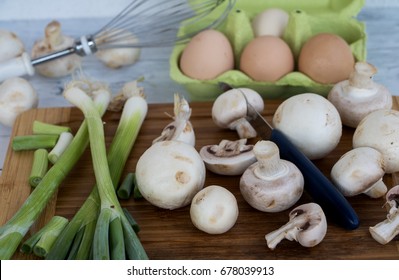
[1,98,399,260]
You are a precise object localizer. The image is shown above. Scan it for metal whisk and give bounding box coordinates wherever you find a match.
[0,0,236,81]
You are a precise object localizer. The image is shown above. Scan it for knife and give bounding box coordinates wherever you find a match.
[227,86,360,230]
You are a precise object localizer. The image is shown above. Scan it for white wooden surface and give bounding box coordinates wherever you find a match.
[1,1,399,174]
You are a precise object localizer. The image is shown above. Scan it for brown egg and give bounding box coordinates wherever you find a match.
[239,35,294,82]
[298,33,355,84]
[179,29,234,80]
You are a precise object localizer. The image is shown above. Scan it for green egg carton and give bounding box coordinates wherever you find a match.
[169,0,367,101]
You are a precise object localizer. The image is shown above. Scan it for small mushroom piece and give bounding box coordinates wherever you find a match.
[265,203,327,250]
[330,147,387,198]
[369,185,399,245]
[212,88,264,139]
[31,20,81,78]
[199,139,256,176]
[328,62,392,128]
[239,140,304,212]
[353,109,399,174]
[152,94,195,146]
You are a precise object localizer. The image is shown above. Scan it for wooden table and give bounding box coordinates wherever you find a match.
[1,98,398,260]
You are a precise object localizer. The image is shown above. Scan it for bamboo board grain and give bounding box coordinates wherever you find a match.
[1,98,399,260]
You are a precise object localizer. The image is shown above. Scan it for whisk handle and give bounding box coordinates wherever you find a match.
[31,47,76,66]
[31,35,97,65]
[0,52,35,82]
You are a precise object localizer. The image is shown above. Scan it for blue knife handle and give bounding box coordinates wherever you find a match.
[270,129,360,230]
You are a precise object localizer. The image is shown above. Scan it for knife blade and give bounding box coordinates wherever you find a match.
[236,88,359,230]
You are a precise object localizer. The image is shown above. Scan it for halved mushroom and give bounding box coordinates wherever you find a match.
[265,203,327,250]
[328,62,392,128]
[199,139,256,176]
[369,185,399,245]
[330,147,387,198]
[212,88,264,139]
[240,140,304,212]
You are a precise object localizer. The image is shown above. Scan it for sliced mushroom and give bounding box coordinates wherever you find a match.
[328,62,392,128]
[199,139,256,176]
[212,88,264,139]
[239,140,304,212]
[369,185,399,245]
[265,203,327,250]
[330,147,387,198]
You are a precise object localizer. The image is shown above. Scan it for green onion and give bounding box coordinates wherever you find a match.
[62,85,148,260]
[0,92,109,260]
[133,178,143,200]
[33,120,71,135]
[48,132,74,164]
[117,173,135,199]
[20,216,68,257]
[29,149,49,188]
[123,208,140,233]
[12,134,59,151]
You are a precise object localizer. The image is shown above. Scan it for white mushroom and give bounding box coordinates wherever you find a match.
[0,29,25,62]
[31,20,81,78]
[328,62,392,128]
[135,140,206,210]
[369,185,399,245]
[95,29,140,69]
[152,94,195,146]
[190,185,239,234]
[212,88,264,139]
[239,140,304,212]
[265,203,327,250]
[272,93,342,160]
[353,109,399,174]
[330,147,387,198]
[199,139,256,176]
[0,77,38,127]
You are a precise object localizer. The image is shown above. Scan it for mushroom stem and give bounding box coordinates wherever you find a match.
[265,214,308,250]
[45,21,63,49]
[253,141,288,180]
[363,179,388,198]
[369,211,399,245]
[229,118,257,139]
[348,62,377,89]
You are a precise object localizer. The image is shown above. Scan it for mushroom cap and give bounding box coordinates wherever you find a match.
[328,80,392,128]
[95,30,140,68]
[353,109,399,174]
[289,203,327,247]
[0,77,38,127]
[190,185,239,234]
[0,29,25,62]
[200,143,256,176]
[331,147,385,197]
[212,88,264,128]
[239,160,304,212]
[135,140,206,210]
[272,93,342,160]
